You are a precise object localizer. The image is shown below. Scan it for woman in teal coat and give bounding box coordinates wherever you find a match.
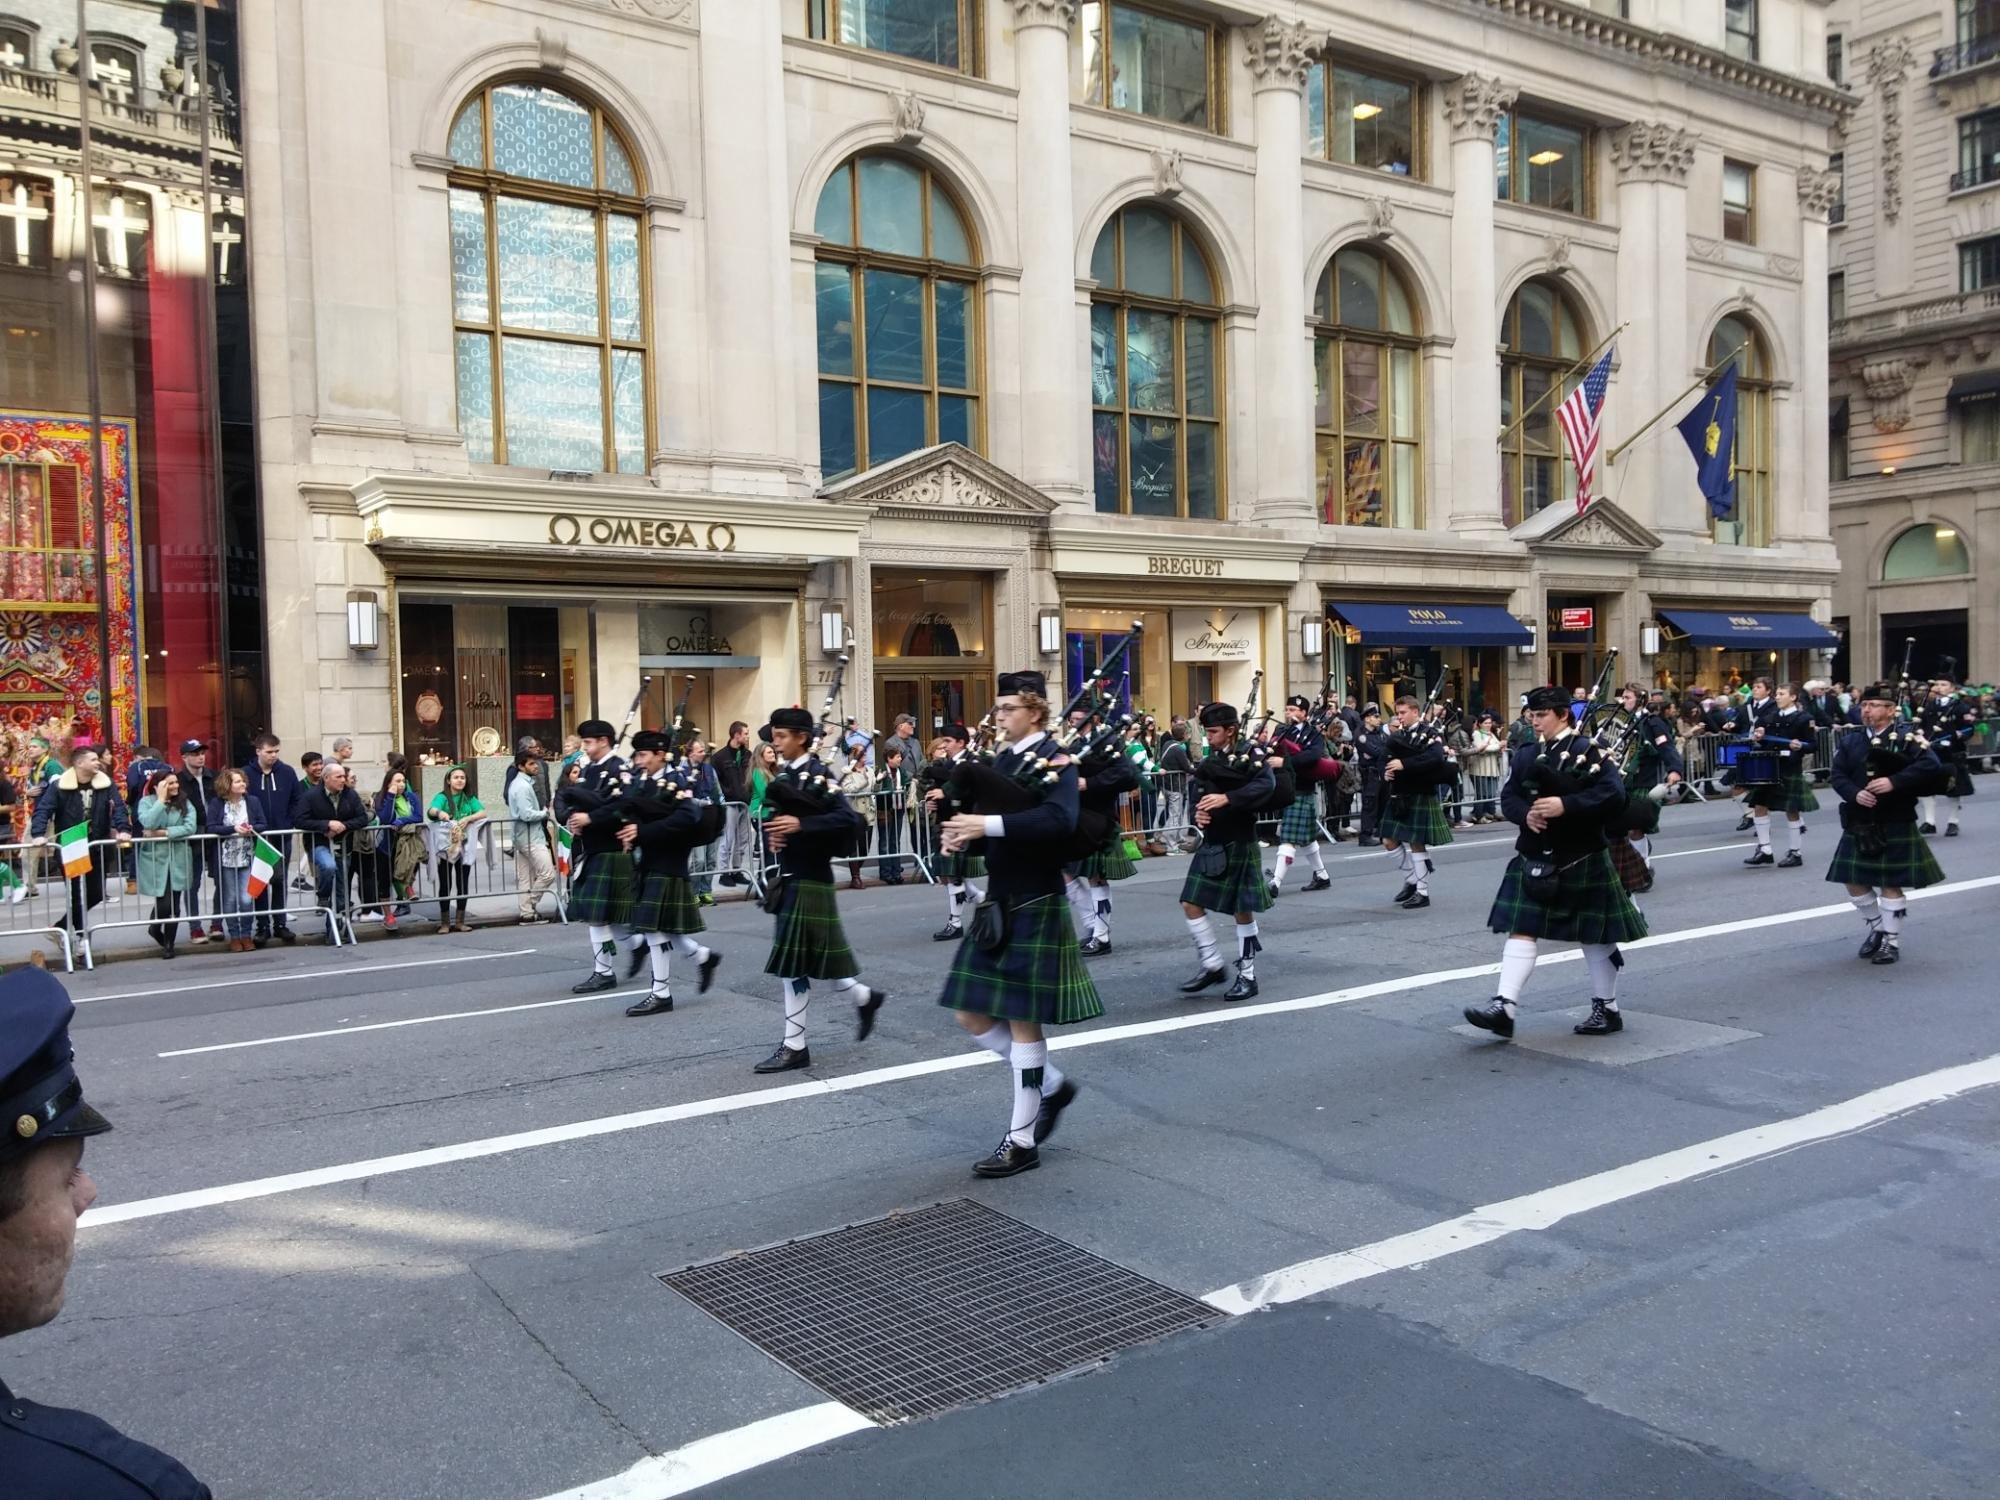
[137,772,200,957]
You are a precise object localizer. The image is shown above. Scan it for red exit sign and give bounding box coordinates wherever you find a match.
[1558,607,1595,631]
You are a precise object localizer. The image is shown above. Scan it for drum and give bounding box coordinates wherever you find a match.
[1721,741,1780,785]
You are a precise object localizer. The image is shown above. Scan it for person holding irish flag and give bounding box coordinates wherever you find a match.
[28,746,131,953]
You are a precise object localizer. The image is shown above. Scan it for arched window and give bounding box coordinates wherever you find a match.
[87,39,141,105]
[1708,315,1773,546]
[0,173,53,269]
[446,80,650,474]
[1314,246,1420,527]
[814,154,980,481]
[1500,278,1586,527]
[0,21,37,73]
[1882,523,1970,579]
[1089,204,1222,518]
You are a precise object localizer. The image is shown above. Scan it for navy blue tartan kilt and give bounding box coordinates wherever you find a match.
[764,878,859,980]
[1944,757,1977,799]
[1378,792,1452,848]
[1825,820,1944,890]
[567,849,635,926]
[937,892,1105,1026]
[1748,770,1819,815]
[1488,850,1649,944]
[1179,840,1273,915]
[1277,793,1320,846]
[629,870,703,935]
[941,850,986,882]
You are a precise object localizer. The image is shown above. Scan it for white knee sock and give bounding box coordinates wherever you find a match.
[1850,891,1881,929]
[1305,843,1326,875]
[781,977,810,1051]
[1272,844,1296,887]
[970,1023,1013,1061]
[671,932,707,962]
[1630,832,1652,870]
[1878,900,1906,938]
[830,976,868,1008]
[1752,813,1771,852]
[948,883,966,918]
[1390,844,1413,875]
[1785,819,1803,854]
[587,925,615,975]
[1009,1040,1048,1148]
[1066,878,1095,938]
[1090,885,1111,940]
[1919,796,1935,826]
[1411,851,1432,894]
[646,936,672,991]
[1186,914,1220,969]
[1946,796,1962,825]
[1498,936,1537,1011]
[1583,943,1620,1005]
[1236,920,1260,979]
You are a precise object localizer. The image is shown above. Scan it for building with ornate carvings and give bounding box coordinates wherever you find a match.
[1826,0,1996,684]
[237,0,1844,768]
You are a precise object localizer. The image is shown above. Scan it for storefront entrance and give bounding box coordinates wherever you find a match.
[1324,600,1527,719]
[877,674,988,739]
[1062,607,1249,721]
[871,569,993,738]
[1546,594,1606,694]
[1881,610,1969,684]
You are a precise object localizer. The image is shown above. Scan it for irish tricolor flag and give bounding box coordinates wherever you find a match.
[244,836,282,900]
[555,824,575,877]
[57,823,92,879]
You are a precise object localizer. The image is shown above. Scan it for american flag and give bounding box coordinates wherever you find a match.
[1554,349,1615,514]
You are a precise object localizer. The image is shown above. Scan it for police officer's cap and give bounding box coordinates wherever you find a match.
[1362,703,1382,720]
[0,967,110,1161]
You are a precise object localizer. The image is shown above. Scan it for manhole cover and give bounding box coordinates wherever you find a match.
[659,1198,1215,1423]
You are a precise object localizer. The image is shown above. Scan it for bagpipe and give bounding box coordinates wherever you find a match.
[1841,718,1939,853]
[1514,731,1618,862]
[939,743,1105,863]
[1194,674,1279,807]
[767,651,853,822]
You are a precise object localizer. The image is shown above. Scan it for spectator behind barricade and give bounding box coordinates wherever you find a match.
[426,765,485,933]
[883,714,922,775]
[295,761,370,944]
[121,746,167,817]
[373,768,426,933]
[208,767,268,952]
[834,738,876,891]
[0,755,20,904]
[1465,712,1505,823]
[711,722,753,890]
[1157,720,1194,850]
[136,772,197,960]
[683,739,724,904]
[504,751,556,924]
[29,746,131,949]
[875,747,914,885]
[1506,701,1535,752]
[244,734,302,946]
[330,736,355,776]
[748,741,779,823]
[558,733,583,779]
[840,718,875,771]
[176,739,222,947]
[292,751,325,896]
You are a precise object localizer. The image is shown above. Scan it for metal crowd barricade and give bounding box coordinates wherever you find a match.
[1,837,80,971]
[341,816,571,933]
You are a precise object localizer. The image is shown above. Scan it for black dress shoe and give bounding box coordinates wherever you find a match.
[1857,926,1886,960]
[625,944,647,980]
[1398,893,1431,909]
[571,971,618,995]
[1358,835,1380,847]
[855,986,886,1041]
[1871,940,1901,965]
[160,942,176,960]
[625,992,673,1017]
[933,920,963,942]
[1945,824,1960,837]
[1463,998,1515,1038]
[1736,815,1755,832]
[1034,1080,1078,1145]
[275,927,297,945]
[754,1045,811,1073]
[1573,999,1623,1035]
[1920,821,1937,834]
[1266,879,1282,900]
[972,1139,1040,1178]
[1743,850,1774,867]
[697,950,721,994]
[1178,965,1228,994]
[1304,873,1331,892]
[1777,851,1803,868]
[1223,972,1259,1002]
[1392,881,1416,904]
[1079,935,1112,957]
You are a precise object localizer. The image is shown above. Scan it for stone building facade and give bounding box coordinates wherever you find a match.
[1827,0,1998,684]
[239,0,1844,765]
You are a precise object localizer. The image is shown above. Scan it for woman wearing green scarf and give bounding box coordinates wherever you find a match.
[427,766,485,931]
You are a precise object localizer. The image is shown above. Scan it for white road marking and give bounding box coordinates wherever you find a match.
[1203,1048,2000,1314]
[155,988,648,1057]
[72,948,541,1004]
[531,1403,874,1499]
[1648,842,1744,861]
[79,874,2000,1229]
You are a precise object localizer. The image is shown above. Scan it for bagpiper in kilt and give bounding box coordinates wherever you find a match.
[936,674,1096,1180]
[1064,719,1139,957]
[1613,684,1684,890]
[620,731,722,1019]
[1266,699,1333,898]
[753,708,886,1074]
[1827,686,1946,966]
[921,724,987,943]
[1377,696,1454,912]
[1464,688,1648,1043]
[1742,688,1820,870]
[559,719,645,996]
[1917,679,1979,835]
[1178,702,1277,1004]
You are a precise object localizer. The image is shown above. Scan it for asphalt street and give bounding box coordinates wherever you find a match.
[10,790,2000,1500]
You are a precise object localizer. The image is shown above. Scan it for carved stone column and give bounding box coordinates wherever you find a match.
[1243,16,1323,523]
[1008,0,1086,505]
[1794,168,1842,546]
[1442,73,1516,536]
[1867,39,1916,319]
[1608,121,1696,536]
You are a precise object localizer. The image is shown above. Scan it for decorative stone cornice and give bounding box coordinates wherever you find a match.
[1241,16,1321,93]
[1441,73,1518,143]
[596,0,692,19]
[1796,167,1842,219]
[1006,0,1079,29]
[1867,38,1915,223]
[1857,355,1926,432]
[1609,121,1697,182]
[889,88,925,143]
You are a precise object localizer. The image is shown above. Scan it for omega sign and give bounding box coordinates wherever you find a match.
[547,513,738,552]
[1170,609,1255,663]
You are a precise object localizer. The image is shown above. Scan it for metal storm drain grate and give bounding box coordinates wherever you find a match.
[658,1198,1215,1423]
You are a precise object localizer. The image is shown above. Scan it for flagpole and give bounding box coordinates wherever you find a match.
[1495,322,1628,446]
[1603,341,1748,467]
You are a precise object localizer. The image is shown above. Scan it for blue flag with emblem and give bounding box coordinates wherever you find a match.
[1676,362,1739,519]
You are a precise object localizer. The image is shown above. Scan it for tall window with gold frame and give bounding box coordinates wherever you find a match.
[1313,246,1422,527]
[807,0,982,74]
[1708,314,1774,547]
[1500,279,1588,526]
[1080,2,1224,134]
[1089,204,1223,519]
[446,80,651,475]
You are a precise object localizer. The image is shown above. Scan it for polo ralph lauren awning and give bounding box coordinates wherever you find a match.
[1327,601,1533,646]
[1657,609,1838,648]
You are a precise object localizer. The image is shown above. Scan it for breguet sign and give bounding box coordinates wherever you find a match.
[547,513,738,552]
[1170,609,1255,663]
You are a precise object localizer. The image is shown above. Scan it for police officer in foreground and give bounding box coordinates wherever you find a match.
[0,964,212,1497]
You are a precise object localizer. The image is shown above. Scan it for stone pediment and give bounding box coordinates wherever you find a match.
[822,443,1057,524]
[1512,498,1661,555]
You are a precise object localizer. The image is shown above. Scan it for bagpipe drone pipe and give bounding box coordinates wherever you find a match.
[1376,719,1451,816]
[1513,733,1621,862]
[941,751,1104,863]
[1839,719,1941,855]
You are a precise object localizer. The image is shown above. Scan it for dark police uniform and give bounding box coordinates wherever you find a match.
[0,966,212,1498]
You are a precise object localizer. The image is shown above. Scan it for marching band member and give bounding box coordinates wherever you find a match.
[1266,696,1333,898]
[1918,677,1978,837]
[1177,704,1277,1002]
[561,718,644,994]
[1732,678,1778,834]
[923,723,986,941]
[1464,686,1647,1041]
[1829,683,1945,966]
[1065,720,1138,957]
[1377,696,1452,910]
[756,708,886,1072]
[617,731,721,1017]
[936,672,1099,1178]
[1610,683,1682,891]
[1743,683,1819,869]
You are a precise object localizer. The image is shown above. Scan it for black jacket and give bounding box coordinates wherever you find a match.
[178,763,219,831]
[1760,705,1817,767]
[1193,753,1276,845]
[770,755,861,885]
[294,784,372,850]
[1919,695,1979,761]
[1830,727,1940,824]
[964,737,1083,901]
[562,753,638,865]
[244,758,302,831]
[711,743,752,802]
[1502,733,1625,860]
[627,775,709,880]
[1355,726,1389,772]
[0,1376,211,1499]
[1628,711,1684,788]
[29,769,132,842]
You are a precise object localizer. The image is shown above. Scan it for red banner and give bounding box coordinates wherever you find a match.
[514,693,556,720]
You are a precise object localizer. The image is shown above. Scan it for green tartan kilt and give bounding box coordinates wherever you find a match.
[1748,770,1819,815]
[940,850,987,883]
[1606,835,1652,894]
[1179,840,1273,915]
[763,878,859,979]
[1075,840,1137,882]
[1277,794,1321,846]
[937,892,1105,1026]
[1488,849,1649,944]
[567,849,635,926]
[1378,791,1453,848]
[629,870,703,936]
[1824,820,1944,890]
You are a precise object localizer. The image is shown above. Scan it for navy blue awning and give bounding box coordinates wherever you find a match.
[1327,601,1533,647]
[1657,609,1838,648]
